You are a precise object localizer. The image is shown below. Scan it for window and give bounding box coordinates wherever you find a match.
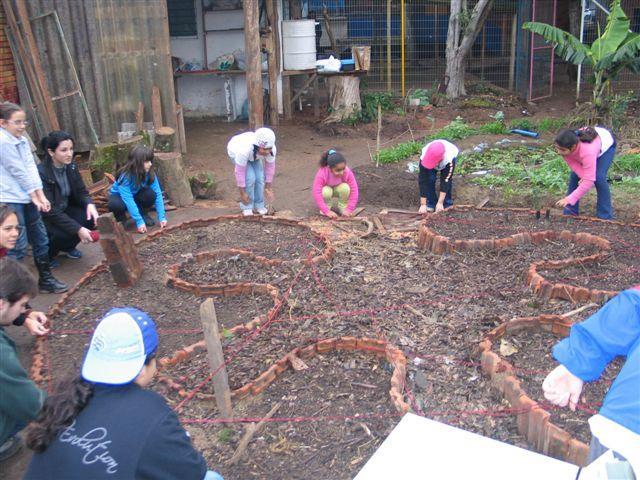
[168,0,197,37]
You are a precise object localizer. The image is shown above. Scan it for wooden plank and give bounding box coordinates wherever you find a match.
[372,215,387,234]
[151,85,163,129]
[175,103,187,154]
[243,0,263,129]
[282,75,292,121]
[475,197,490,208]
[14,0,59,130]
[200,299,233,418]
[265,0,279,126]
[135,101,144,132]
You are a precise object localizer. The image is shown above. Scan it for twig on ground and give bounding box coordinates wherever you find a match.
[228,401,282,465]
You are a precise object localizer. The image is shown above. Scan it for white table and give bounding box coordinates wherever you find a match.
[354,413,580,480]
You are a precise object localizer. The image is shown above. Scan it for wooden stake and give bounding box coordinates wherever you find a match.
[175,103,187,154]
[135,101,144,132]
[243,0,264,129]
[200,299,233,418]
[265,0,279,126]
[376,102,382,167]
[228,402,282,465]
[151,86,163,129]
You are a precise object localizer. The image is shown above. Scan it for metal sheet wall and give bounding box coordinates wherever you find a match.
[11,0,176,151]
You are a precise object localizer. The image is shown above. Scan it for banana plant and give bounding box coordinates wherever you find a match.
[523,0,640,112]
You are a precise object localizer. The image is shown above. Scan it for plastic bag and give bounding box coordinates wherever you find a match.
[316,55,341,73]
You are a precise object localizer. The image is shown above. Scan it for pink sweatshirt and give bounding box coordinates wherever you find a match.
[563,137,602,205]
[312,166,359,215]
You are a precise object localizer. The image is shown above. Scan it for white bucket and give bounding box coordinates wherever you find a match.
[282,19,317,71]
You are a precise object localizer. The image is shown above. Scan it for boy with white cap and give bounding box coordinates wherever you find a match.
[25,307,223,479]
[227,127,277,216]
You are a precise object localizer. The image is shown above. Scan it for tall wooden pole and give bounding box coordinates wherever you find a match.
[244,0,264,129]
[386,0,392,92]
[265,0,279,125]
[13,0,59,130]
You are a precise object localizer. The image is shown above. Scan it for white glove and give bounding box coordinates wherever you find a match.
[542,364,584,411]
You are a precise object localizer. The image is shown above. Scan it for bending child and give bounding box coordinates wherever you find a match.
[312,149,359,218]
[0,102,67,294]
[227,127,276,216]
[108,146,167,233]
[418,139,458,213]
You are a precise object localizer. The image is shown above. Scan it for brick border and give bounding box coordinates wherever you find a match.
[30,215,331,384]
[157,336,410,413]
[477,315,589,466]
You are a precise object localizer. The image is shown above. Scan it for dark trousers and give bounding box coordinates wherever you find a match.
[108,187,156,222]
[425,164,455,209]
[45,205,93,258]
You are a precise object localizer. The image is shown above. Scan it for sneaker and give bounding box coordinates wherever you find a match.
[256,207,268,215]
[0,436,22,462]
[142,213,156,227]
[242,209,254,217]
[60,248,82,259]
[426,207,435,213]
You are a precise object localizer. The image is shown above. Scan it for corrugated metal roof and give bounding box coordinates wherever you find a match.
[10,0,176,151]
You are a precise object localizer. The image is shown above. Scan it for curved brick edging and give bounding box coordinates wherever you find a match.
[165,248,283,300]
[157,336,410,414]
[477,315,589,466]
[31,215,332,384]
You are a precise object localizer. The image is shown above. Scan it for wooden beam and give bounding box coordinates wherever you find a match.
[282,76,292,121]
[13,0,59,130]
[265,0,279,126]
[200,299,233,418]
[243,0,264,129]
[135,101,144,132]
[151,85,163,129]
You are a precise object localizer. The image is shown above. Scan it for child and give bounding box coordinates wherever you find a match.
[0,102,68,294]
[0,258,47,462]
[554,126,616,219]
[312,149,359,218]
[38,131,99,264]
[542,286,640,470]
[418,139,458,213]
[108,145,167,234]
[0,205,50,337]
[227,127,276,216]
[25,307,223,480]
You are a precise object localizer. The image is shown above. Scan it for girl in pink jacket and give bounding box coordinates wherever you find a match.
[554,127,616,219]
[312,149,359,218]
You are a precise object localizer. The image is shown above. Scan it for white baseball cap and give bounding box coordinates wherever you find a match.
[82,307,159,385]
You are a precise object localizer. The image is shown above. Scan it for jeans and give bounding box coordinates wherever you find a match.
[6,202,50,260]
[107,188,156,222]
[425,161,455,209]
[44,205,94,257]
[564,143,616,219]
[240,159,265,211]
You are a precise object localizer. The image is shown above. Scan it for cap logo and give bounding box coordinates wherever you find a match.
[91,335,105,352]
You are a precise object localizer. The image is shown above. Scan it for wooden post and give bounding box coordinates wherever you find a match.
[13,0,59,130]
[151,86,163,129]
[265,0,279,125]
[376,102,382,167]
[289,0,302,19]
[97,213,143,288]
[135,101,144,132]
[175,103,187,154]
[509,13,517,91]
[200,299,233,418]
[243,0,264,129]
[154,151,194,207]
[386,0,392,91]
[282,75,292,121]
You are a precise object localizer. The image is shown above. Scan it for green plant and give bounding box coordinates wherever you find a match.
[478,120,506,135]
[427,117,477,141]
[344,91,395,125]
[613,153,640,175]
[523,0,640,114]
[218,428,235,443]
[508,118,535,131]
[221,328,235,340]
[377,140,422,164]
[536,117,566,133]
[605,91,637,129]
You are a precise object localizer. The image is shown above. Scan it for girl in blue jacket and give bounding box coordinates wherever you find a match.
[108,146,167,234]
[543,286,640,470]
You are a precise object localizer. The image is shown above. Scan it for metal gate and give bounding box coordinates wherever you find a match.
[528,0,557,101]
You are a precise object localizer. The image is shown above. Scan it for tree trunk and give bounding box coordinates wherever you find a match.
[323,76,362,124]
[153,126,176,153]
[445,0,495,99]
[154,152,194,207]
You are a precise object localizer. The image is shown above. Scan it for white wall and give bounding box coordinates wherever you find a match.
[170,2,269,118]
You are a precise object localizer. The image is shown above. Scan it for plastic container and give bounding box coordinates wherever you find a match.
[341,59,355,71]
[282,20,317,70]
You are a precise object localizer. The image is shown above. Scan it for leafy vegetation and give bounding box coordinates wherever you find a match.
[343,91,397,125]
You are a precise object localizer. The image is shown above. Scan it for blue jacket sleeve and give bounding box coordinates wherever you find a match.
[149,175,166,222]
[116,175,144,227]
[553,289,640,381]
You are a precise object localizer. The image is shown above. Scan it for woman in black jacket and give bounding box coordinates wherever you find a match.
[38,131,98,263]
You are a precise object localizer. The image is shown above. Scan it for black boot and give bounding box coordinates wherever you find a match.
[34,256,68,294]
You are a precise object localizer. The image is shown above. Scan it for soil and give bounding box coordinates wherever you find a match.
[491,329,623,445]
[541,257,640,292]
[177,253,293,287]
[39,207,640,478]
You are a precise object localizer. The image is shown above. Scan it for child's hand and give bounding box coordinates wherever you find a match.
[160,220,167,229]
[78,227,94,243]
[86,204,100,225]
[418,205,428,214]
[137,224,148,234]
[342,210,352,217]
[435,203,445,213]
[240,190,250,205]
[24,311,50,336]
[264,186,274,203]
[326,210,338,219]
[555,198,569,208]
